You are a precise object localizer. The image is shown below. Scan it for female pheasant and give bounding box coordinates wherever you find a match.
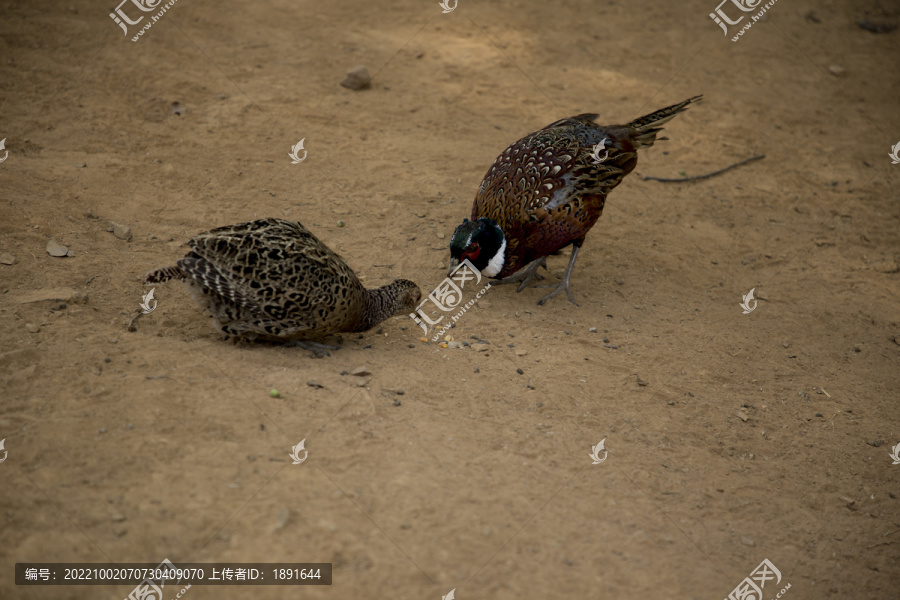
[449,96,701,305]
[145,218,421,350]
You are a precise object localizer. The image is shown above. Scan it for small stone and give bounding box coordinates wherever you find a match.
[740,536,754,547]
[437,232,445,239]
[636,376,648,386]
[107,338,118,344]
[307,381,323,389]
[475,345,489,352]
[0,253,16,265]
[736,409,749,422]
[392,399,402,406]
[616,279,624,285]
[269,389,280,398]
[83,209,99,219]
[396,390,404,395]
[604,344,618,349]
[516,368,524,375]
[375,327,383,335]
[99,427,107,434]
[588,327,596,333]
[352,366,371,376]
[46,239,69,257]
[474,367,480,373]
[667,401,675,405]
[828,65,844,76]
[170,101,184,115]
[340,66,371,90]
[273,507,290,531]
[25,323,40,333]
[515,349,527,356]
[108,222,133,241]
[337,220,344,227]
[357,378,369,387]
[111,513,126,522]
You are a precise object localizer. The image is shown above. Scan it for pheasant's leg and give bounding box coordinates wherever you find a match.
[496,257,548,292]
[536,243,581,306]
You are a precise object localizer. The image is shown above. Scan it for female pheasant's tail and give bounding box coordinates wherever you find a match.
[144,265,186,284]
[626,95,702,149]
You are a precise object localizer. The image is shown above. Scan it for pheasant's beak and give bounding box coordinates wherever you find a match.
[447,257,459,275]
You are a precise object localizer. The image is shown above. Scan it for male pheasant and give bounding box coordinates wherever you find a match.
[449,96,701,305]
[145,218,421,351]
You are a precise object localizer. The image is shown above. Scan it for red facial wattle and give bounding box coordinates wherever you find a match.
[462,244,481,262]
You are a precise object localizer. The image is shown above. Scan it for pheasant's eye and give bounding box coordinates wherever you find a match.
[463,243,481,261]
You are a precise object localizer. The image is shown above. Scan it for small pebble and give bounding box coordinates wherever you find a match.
[352,366,371,376]
[392,399,402,406]
[0,253,16,265]
[474,367,480,373]
[270,389,280,398]
[740,536,754,547]
[337,220,344,227]
[341,65,371,90]
[396,390,404,395]
[588,327,596,333]
[516,368,524,375]
[637,377,648,386]
[667,401,675,405]
[46,239,69,257]
[25,323,40,333]
[603,337,610,343]
[99,427,107,434]
[307,381,323,389]
[375,327,383,335]
[108,222,133,241]
[604,344,618,349]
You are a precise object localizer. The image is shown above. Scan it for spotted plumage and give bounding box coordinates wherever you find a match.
[145,219,421,345]
[450,96,701,304]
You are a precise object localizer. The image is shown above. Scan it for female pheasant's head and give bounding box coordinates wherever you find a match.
[448,217,506,277]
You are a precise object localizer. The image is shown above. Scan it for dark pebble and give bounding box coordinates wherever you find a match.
[375,327,383,335]
[260,424,265,430]
[363,344,372,349]
[307,381,323,389]
[104,357,111,363]
[396,390,404,395]
[604,344,618,349]
[527,384,535,390]
[340,370,348,376]
[603,338,610,343]
[408,344,415,348]
[474,367,480,373]
[392,399,402,407]
[516,368,524,375]
[816,413,823,417]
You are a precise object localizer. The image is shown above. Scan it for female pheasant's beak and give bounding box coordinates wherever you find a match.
[447,257,459,275]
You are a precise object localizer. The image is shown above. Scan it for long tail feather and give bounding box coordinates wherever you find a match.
[627,95,702,149]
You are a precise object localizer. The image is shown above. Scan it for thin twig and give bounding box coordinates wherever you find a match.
[642,154,765,182]
[126,311,144,331]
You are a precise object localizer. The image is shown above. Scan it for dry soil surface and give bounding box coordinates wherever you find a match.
[1,0,899,599]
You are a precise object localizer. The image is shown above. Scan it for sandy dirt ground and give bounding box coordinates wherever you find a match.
[1,0,899,598]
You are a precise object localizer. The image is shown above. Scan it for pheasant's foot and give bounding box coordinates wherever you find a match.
[496,257,548,292]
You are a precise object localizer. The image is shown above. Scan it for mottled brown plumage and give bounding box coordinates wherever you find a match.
[450,96,701,304]
[145,219,421,345]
